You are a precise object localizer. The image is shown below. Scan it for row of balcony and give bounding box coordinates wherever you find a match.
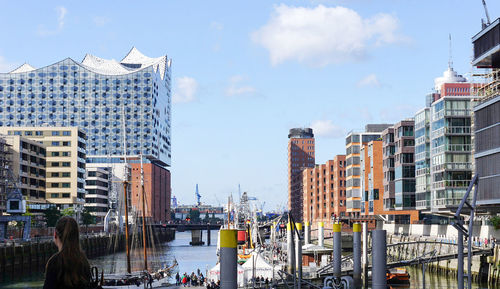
[431,144,472,155]
[431,162,473,172]
[432,179,471,190]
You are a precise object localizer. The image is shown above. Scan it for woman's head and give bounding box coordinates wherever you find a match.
[54,216,80,250]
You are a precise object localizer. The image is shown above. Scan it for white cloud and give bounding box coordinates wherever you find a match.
[173,77,198,104]
[225,75,256,97]
[252,5,406,66]
[357,74,380,87]
[37,6,67,36]
[0,56,16,73]
[310,120,344,138]
[210,21,224,31]
[93,16,111,27]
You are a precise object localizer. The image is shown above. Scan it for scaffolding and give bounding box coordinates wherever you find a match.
[473,68,500,101]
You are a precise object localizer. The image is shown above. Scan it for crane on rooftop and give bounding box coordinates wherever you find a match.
[195,184,202,207]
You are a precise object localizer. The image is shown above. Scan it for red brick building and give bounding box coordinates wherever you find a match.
[288,128,315,222]
[130,163,171,223]
[302,155,346,228]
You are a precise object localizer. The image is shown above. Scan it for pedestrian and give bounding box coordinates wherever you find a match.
[43,216,91,289]
[176,272,180,286]
[182,273,188,287]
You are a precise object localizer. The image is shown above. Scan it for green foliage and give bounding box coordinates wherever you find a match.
[81,207,95,226]
[489,216,500,230]
[204,212,210,221]
[61,207,75,217]
[188,209,200,222]
[44,206,61,227]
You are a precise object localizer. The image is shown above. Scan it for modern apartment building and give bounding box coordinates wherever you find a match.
[471,19,500,209]
[429,67,476,213]
[288,128,315,222]
[2,135,46,212]
[0,138,8,214]
[345,124,391,218]
[84,165,110,223]
[302,155,345,228]
[393,120,416,210]
[382,127,395,211]
[361,140,419,223]
[414,108,431,211]
[0,127,86,214]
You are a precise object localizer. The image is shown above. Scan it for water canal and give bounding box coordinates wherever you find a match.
[0,231,498,288]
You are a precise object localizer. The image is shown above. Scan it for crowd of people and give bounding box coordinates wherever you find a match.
[175,270,207,287]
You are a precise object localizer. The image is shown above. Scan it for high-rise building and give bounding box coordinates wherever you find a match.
[382,127,395,211]
[288,128,315,222]
[414,108,431,211]
[2,135,47,213]
[0,48,173,222]
[471,19,500,210]
[0,127,86,216]
[84,165,110,223]
[429,67,476,213]
[393,120,416,211]
[345,124,391,217]
[302,155,345,228]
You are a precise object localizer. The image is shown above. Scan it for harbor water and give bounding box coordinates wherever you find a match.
[0,230,498,288]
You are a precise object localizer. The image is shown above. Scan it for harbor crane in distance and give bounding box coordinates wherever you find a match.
[195,184,202,207]
[481,0,491,28]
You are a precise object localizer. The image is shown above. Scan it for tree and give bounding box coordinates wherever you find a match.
[61,207,75,217]
[188,209,200,223]
[44,206,61,227]
[81,207,95,228]
[204,212,210,222]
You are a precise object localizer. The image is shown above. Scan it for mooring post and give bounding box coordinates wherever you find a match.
[333,223,342,280]
[220,229,237,289]
[372,230,387,289]
[458,228,464,289]
[287,222,296,276]
[304,221,310,245]
[353,223,362,288]
[295,222,303,289]
[207,225,211,246]
[318,221,324,247]
[362,222,368,288]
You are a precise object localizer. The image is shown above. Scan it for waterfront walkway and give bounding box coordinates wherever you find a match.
[163,286,205,289]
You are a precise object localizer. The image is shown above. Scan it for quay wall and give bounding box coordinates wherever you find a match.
[383,223,500,240]
[0,228,175,282]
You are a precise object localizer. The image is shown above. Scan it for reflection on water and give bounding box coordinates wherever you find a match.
[405,266,498,289]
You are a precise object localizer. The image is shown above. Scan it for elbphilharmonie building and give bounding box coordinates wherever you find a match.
[0,47,172,166]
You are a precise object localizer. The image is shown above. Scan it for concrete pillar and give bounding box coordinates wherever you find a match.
[458,229,464,289]
[220,230,237,289]
[372,230,387,289]
[332,223,342,279]
[287,222,295,275]
[318,221,324,247]
[362,222,368,288]
[353,223,362,288]
[304,221,311,245]
[207,225,211,246]
[295,223,303,289]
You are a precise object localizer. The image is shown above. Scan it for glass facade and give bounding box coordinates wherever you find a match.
[415,108,431,210]
[0,50,172,167]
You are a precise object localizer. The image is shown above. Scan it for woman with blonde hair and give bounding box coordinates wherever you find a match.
[43,216,91,289]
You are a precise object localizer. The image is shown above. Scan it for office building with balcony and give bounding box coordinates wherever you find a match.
[302,155,346,228]
[84,165,110,223]
[1,135,46,215]
[429,67,476,213]
[0,127,86,213]
[471,18,500,210]
[414,108,431,211]
[345,124,391,218]
[288,128,315,222]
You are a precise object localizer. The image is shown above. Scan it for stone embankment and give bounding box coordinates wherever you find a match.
[0,228,175,282]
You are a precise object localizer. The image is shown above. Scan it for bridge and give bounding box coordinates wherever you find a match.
[154,223,222,231]
[317,240,494,276]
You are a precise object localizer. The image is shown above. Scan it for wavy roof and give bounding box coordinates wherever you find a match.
[7,47,171,80]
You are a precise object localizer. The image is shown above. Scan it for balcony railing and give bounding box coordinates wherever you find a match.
[432,180,471,189]
[416,200,430,209]
[432,198,462,207]
[431,144,471,155]
[445,126,471,135]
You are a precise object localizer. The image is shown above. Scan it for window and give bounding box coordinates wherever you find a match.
[51,183,59,188]
[52,131,60,136]
[62,183,70,188]
[50,193,59,198]
[51,141,60,146]
[51,172,59,177]
[62,162,70,167]
[62,172,70,177]
[62,141,71,146]
[24,131,33,136]
[51,152,60,157]
[51,162,59,167]
[62,151,70,156]
[62,131,71,136]
[35,131,43,136]
[62,193,70,198]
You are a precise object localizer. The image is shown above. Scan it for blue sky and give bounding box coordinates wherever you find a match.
[0,1,499,211]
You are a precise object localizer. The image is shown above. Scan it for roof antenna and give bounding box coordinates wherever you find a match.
[448,34,453,70]
[481,0,491,29]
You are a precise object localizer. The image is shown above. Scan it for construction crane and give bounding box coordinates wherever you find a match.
[195,184,201,206]
[481,0,491,28]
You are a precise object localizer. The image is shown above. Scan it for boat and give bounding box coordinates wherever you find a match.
[386,267,410,286]
[97,155,177,288]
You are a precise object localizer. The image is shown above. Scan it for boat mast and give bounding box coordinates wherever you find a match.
[140,154,148,271]
[122,108,131,274]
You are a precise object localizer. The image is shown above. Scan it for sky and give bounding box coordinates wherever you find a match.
[0,1,499,211]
